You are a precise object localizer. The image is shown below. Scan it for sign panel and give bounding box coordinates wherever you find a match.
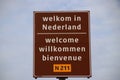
[33,11,91,78]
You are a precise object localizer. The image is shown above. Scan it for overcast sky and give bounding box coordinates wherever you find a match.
[0,0,120,80]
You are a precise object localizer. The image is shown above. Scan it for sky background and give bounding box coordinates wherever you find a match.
[0,0,120,80]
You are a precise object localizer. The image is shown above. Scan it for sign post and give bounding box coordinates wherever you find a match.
[33,11,91,79]
[57,77,68,80]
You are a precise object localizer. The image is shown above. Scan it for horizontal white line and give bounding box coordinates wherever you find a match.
[37,32,87,35]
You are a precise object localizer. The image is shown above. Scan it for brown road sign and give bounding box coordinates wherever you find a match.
[33,11,91,78]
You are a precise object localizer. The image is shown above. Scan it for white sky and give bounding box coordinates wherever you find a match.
[0,0,120,80]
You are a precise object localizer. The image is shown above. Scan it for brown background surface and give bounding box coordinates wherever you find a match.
[33,11,91,78]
